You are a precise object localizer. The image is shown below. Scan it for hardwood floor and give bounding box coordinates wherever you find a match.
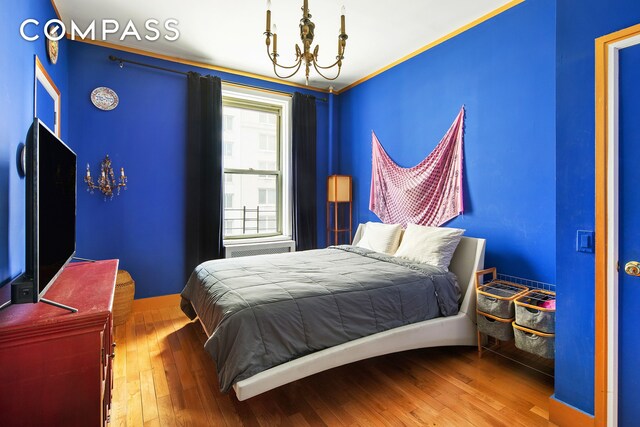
[110,302,555,426]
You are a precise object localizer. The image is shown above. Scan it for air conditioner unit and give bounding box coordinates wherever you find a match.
[225,240,296,259]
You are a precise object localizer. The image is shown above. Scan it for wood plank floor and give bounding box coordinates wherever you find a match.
[110,303,555,426]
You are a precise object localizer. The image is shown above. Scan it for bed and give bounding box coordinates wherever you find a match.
[181,229,485,401]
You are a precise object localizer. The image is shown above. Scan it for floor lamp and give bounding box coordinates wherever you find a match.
[327,175,352,245]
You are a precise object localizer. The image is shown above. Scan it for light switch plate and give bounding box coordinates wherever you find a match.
[576,230,595,253]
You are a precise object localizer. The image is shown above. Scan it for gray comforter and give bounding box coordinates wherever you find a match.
[180,245,461,392]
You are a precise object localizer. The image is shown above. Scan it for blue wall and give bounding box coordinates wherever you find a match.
[338,0,557,283]
[0,1,68,290]
[554,0,640,415]
[66,42,330,298]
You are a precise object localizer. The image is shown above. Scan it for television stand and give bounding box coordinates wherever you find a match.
[40,298,78,313]
[0,298,77,313]
[0,260,118,426]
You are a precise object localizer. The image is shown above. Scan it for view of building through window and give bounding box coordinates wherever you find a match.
[223,102,280,238]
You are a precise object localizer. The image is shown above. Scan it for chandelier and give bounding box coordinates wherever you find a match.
[265,0,347,85]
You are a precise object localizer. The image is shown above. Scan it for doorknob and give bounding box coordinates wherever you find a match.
[625,261,640,276]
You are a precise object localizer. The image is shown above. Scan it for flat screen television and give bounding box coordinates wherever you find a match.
[11,119,76,304]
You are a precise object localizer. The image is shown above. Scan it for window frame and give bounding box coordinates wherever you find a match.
[221,86,292,242]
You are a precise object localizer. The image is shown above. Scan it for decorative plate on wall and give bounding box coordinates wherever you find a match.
[46,26,59,64]
[91,87,119,111]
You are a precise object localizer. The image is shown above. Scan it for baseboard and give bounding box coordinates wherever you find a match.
[549,396,595,427]
[131,293,181,311]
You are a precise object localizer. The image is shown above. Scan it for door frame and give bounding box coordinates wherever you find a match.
[595,22,640,427]
[34,55,61,136]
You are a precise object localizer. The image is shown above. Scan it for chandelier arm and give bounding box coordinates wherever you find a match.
[313,40,347,69]
[313,43,346,70]
[311,61,342,81]
[273,59,304,70]
[266,45,303,70]
[272,60,304,79]
[313,57,343,70]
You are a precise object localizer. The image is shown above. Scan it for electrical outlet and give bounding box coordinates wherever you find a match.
[576,230,595,253]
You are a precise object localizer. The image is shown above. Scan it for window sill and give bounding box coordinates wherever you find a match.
[224,236,294,247]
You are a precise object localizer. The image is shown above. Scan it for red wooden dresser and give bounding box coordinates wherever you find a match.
[0,260,118,427]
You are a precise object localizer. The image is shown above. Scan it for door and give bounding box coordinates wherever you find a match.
[618,42,640,426]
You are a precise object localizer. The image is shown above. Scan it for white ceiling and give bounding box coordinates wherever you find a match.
[52,0,513,91]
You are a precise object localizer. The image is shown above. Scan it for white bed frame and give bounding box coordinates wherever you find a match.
[196,234,485,401]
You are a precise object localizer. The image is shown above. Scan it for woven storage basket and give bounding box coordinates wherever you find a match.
[113,270,135,326]
[477,281,529,318]
[512,322,555,359]
[476,310,515,341]
[514,289,556,334]
[475,267,529,318]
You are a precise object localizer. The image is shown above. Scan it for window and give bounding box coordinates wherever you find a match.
[258,160,276,171]
[258,188,276,205]
[224,141,233,156]
[258,215,277,232]
[222,90,291,240]
[224,193,234,208]
[223,115,234,131]
[259,112,277,125]
[259,134,276,151]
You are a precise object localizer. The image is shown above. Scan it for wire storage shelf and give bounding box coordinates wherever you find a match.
[497,273,556,293]
[478,280,530,296]
[476,268,556,378]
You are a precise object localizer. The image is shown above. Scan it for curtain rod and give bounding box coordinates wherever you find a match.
[107,55,328,102]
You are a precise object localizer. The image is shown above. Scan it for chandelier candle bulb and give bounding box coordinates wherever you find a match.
[266,10,271,33]
[272,24,277,54]
[266,0,271,33]
[86,163,90,178]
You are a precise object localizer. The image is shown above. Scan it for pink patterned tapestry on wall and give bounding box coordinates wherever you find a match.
[369,107,465,227]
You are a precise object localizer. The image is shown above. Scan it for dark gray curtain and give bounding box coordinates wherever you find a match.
[292,92,317,251]
[185,72,223,278]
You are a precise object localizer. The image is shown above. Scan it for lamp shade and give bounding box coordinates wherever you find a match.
[327,175,352,202]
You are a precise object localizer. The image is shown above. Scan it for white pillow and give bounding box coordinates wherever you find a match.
[355,222,403,255]
[394,224,465,270]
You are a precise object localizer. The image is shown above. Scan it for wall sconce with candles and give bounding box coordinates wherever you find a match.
[84,155,127,199]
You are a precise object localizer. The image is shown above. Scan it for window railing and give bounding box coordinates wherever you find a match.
[224,206,278,236]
